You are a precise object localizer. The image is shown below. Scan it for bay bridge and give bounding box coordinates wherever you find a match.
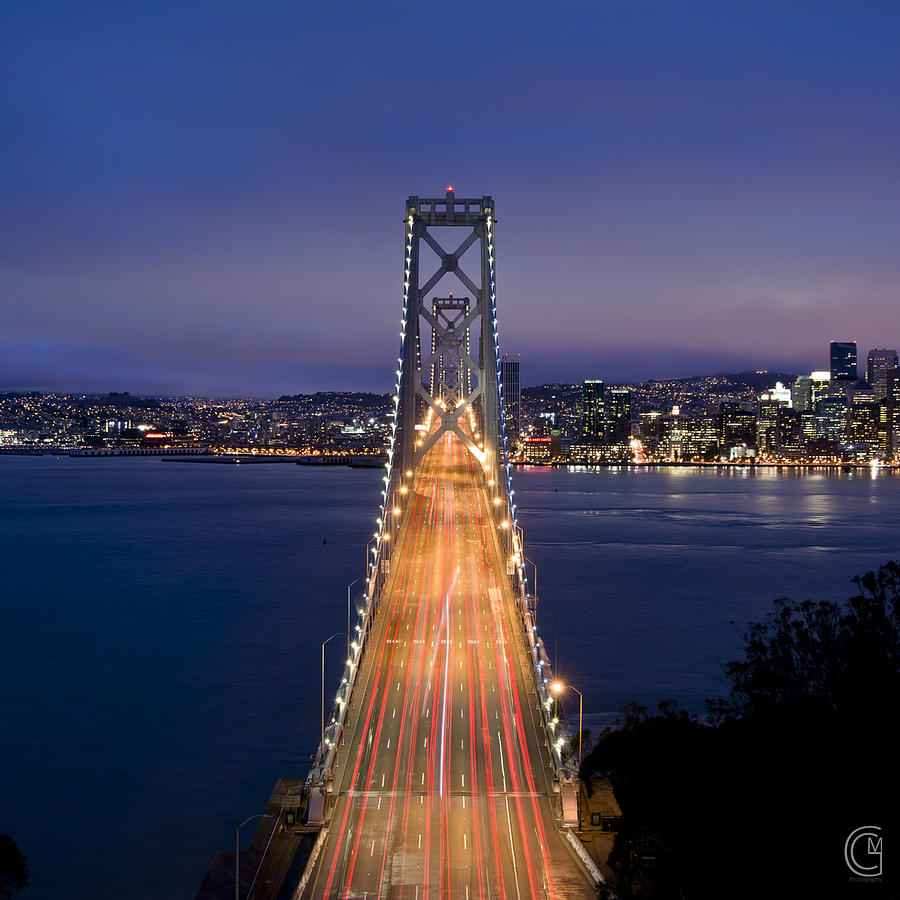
[202,190,603,900]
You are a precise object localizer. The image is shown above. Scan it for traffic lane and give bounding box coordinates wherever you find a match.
[307,433,592,898]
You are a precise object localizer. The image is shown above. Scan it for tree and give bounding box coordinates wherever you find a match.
[0,836,28,899]
[581,563,900,900]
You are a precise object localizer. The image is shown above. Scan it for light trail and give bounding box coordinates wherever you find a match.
[305,428,590,899]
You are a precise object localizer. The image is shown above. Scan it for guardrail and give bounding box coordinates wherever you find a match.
[508,560,573,778]
[306,461,574,792]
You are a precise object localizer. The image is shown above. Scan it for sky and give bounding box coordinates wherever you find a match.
[2,0,900,396]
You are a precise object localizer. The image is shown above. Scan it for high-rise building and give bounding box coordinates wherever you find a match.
[887,369,900,455]
[606,387,632,444]
[761,382,792,407]
[681,413,719,460]
[582,380,605,442]
[830,341,858,382]
[867,349,899,399]
[846,390,879,445]
[817,396,848,444]
[757,383,792,454]
[793,372,830,412]
[719,402,756,453]
[500,354,521,446]
[810,371,831,407]
[792,375,813,413]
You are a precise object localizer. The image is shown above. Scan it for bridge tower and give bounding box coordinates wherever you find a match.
[395,189,509,483]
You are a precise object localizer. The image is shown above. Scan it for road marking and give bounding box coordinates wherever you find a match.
[418,833,422,849]
[386,739,391,749]
[460,738,464,749]
[371,840,375,856]
[392,708,396,719]
[497,731,507,792]
[424,738,427,748]
[505,795,522,900]
[461,773,465,787]
[463,833,467,850]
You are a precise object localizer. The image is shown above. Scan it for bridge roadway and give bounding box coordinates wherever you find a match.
[302,432,595,899]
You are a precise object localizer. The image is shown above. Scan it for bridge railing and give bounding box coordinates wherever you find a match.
[508,545,575,779]
[307,460,404,787]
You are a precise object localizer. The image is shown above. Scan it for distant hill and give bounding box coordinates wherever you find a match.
[523,372,800,417]
[277,391,390,405]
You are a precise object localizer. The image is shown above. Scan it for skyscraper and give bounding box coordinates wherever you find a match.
[846,390,879,445]
[887,369,900,455]
[867,348,899,399]
[719,402,756,452]
[606,387,632,444]
[500,354,521,446]
[582,380,605,442]
[830,341,858,382]
[792,375,813,413]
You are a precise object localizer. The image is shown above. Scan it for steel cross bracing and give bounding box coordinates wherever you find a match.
[295,193,598,899]
[396,188,506,479]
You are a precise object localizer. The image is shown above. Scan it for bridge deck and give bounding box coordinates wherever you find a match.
[302,433,595,899]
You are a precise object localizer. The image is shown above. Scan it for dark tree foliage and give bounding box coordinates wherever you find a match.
[581,562,900,900]
[0,836,28,899]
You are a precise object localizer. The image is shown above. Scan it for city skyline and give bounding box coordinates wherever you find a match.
[4,2,900,396]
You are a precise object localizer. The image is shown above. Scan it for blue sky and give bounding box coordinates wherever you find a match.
[3,1,899,395]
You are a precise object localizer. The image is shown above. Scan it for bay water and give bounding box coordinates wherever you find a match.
[1,458,898,898]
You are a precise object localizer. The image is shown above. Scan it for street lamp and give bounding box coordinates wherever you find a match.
[550,680,584,768]
[523,556,538,624]
[235,813,274,900]
[347,578,361,657]
[321,631,347,762]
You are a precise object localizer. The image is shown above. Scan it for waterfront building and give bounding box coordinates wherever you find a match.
[658,406,686,460]
[582,380,605,442]
[846,391,880,446]
[757,383,791,454]
[606,387,632,444]
[638,411,663,454]
[500,354,522,446]
[681,413,719,460]
[867,349,899,399]
[830,340,858,382]
[521,436,552,463]
[719,402,756,454]
[887,369,900,455]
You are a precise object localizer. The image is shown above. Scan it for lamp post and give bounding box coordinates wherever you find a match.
[321,631,347,761]
[523,556,538,625]
[550,680,584,767]
[346,578,361,658]
[235,813,274,900]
